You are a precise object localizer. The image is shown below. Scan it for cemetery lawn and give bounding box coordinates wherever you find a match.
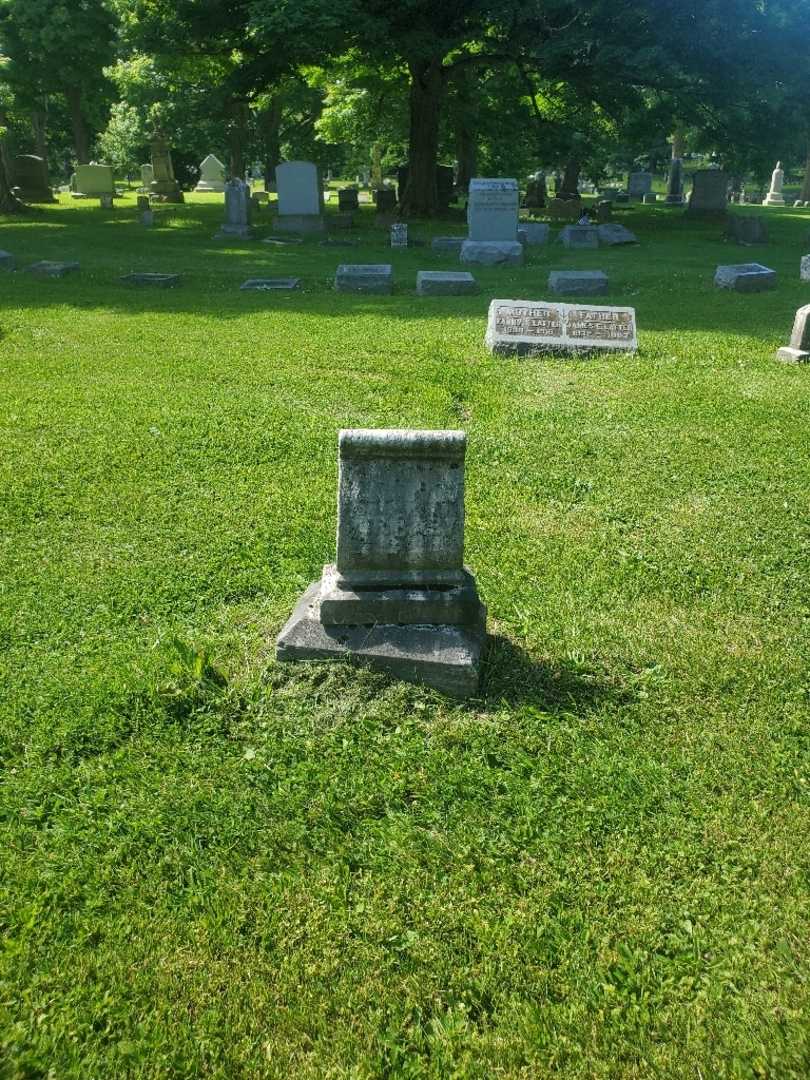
[1,194,809,1080]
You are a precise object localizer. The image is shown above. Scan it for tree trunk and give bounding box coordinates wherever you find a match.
[800,138,810,202]
[671,128,686,160]
[370,142,383,189]
[560,157,581,197]
[228,100,250,179]
[259,96,283,190]
[32,107,48,160]
[452,67,477,196]
[401,57,445,217]
[0,140,24,214]
[65,86,90,164]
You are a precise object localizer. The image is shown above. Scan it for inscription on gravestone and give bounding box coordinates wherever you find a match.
[390,223,408,248]
[485,299,637,355]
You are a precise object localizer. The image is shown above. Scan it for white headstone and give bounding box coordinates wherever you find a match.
[467,178,519,241]
[390,223,408,248]
[485,298,637,355]
[196,154,226,193]
[75,164,115,196]
[276,161,323,217]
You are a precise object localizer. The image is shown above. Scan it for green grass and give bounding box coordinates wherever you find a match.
[0,193,809,1079]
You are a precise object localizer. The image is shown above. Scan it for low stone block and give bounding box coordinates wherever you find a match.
[140,211,154,226]
[120,272,180,287]
[597,224,638,246]
[459,240,523,266]
[431,236,466,253]
[714,262,776,292]
[0,250,15,271]
[26,261,80,277]
[548,270,608,296]
[642,193,658,204]
[240,277,300,290]
[275,213,325,234]
[416,271,478,296]
[520,222,550,246]
[335,263,393,294]
[559,225,599,249]
[800,255,810,281]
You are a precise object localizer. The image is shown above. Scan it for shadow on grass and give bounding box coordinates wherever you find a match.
[477,634,630,713]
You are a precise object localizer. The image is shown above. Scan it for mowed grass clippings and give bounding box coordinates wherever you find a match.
[0,194,808,1079]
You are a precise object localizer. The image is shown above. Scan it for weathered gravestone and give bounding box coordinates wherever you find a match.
[73,164,115,197]
[546,198,583,222]
[687,170,728,216]
[240,277,300,291]
[139,164,154,191]
[416,271,479,296]
[726,216,769,245]
[276,161,325,233]
[523,171,547,209]
[665,158,685,205]
[26,261,80,277]
[775,304,810,363]
[276,428,487,697]
[99,194,114,209]
[120,273,180,288]
[338,188,359,212]
[335,264,393,294]
[0,251,15,271]
[714,262,776,292]
[800,254,810,281]
[461,178,522,266]
[149,134,184,202]
[598,223,638,245]
[432,236,466,254]
[642,193,658,204]
[628,172,653,199]
[559,225,599,249]
[763,161,786,207]
[9,155,55,203]
[548,270,609,296]
[216,179,254,239]
[485,298,637,355]
[375,188,397,213]
[390,223,408,248]
[520,222,550,246]
[195,155,226,193]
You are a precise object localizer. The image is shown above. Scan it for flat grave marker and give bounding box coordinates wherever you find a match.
[240,277,300,291]
[485,298,637,355]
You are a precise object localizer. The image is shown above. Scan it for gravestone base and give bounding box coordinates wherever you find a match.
[775,347,809,364]
[763,194,785,207]
[598,224,638,245]
[275,213,325,234]
[416,271,478,296]
[431,236,466,253]
[335,264,393,293]
[26,261,80,277]
[520,222,550,246]
[664,194,685,205]
[215,224,255,240]
[195,181,225,193]
[460,240,523,266]
[276,579,487,698]
[14,186,56,204]
[120,273,180,288]
[240,277,300,291]
[548,270,608,296]
[559,225,599,249]
[150,182,184,203]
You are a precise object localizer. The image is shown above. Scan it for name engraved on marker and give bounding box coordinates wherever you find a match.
[486,299,638,353]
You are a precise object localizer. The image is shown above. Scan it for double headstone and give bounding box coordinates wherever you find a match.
[485,299,637,355]
[276,429,487,697]
[460,178,522,266]
[195,155,226,193]
[216,178,254,239]
[275,161,325,233]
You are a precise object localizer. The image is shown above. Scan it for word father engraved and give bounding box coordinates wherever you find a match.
[485,299,638,355]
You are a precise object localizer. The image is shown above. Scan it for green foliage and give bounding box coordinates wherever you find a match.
[0,194,809,1074]
[96,100,144,173]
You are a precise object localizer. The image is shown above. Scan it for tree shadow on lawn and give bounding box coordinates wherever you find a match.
[476,633,631,714]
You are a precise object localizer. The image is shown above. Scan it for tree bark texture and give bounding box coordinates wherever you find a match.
[560,157,581,196]
[66,86,90,164]
[259,97,283,190]
[400,58,445,217]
